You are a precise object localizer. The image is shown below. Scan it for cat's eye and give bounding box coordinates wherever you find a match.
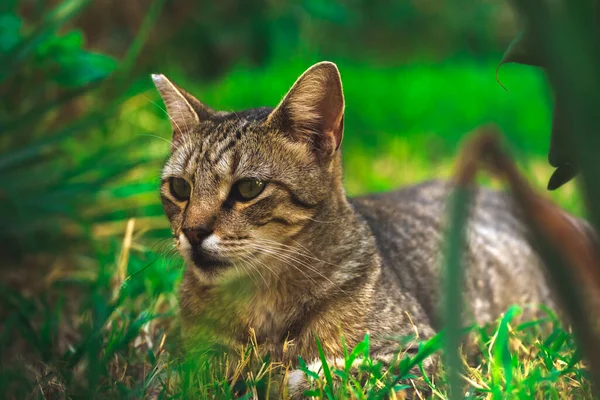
[234,179,266,201]
[169,177,191,201]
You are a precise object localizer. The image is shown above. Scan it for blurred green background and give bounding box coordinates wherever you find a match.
[0,0,586,396]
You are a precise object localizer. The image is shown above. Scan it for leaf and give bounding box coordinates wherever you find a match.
[547,96,578,190]
[315,336,335,399]
[147,348,156,365]
[297,356,320,380]
[547,164,578,190]
[496,30,541,90]
[0,0,91,82]
[53,51,117,87]
[36,30,84,58]
[303,389,321,396]
[493,305,522,392]
[346,333,370,371]
[499,31,544,69]
[496,29,578,190]
[400,332,444,375]
[0,12,21,53]
[497,30,579,190]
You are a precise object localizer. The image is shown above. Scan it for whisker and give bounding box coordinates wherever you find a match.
[240,249,281,286]
[233,254,255,284]
[175,96,191,135]
[137,133,172,146]
[249,243,355,298]
[144,95,186,138]
[305,216,338,224]
[256,239,338,267]
[242,252,269,287]
[246,244,331,288]
[252,249,319,287]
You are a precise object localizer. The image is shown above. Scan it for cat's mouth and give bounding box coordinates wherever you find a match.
[190,247,231,271]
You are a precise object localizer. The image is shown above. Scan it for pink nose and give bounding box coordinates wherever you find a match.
[183,226,212,245]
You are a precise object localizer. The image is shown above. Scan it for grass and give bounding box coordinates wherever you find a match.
[1,58,592,398]
[2,235,591,398]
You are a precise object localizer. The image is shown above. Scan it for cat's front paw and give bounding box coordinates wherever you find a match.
[286,368,312,400]
[285,358,337,399]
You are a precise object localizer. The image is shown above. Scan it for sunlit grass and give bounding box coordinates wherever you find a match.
[1,230,590,398]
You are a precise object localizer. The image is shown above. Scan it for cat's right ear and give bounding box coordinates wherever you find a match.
[267,62,345,158]
[151,74,214,150]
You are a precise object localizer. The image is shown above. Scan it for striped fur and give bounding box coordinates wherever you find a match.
[152,62,568,398]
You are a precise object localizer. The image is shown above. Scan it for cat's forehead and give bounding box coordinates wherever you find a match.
[195,107,273,145]
[209,107,273,123]
[162,111,273,179]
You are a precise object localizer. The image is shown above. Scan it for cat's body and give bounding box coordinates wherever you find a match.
[152,62,559,396]
[178,180,554,363]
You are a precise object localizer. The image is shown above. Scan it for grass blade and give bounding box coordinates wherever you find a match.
[315,336,335,399]
[443,182,472,399]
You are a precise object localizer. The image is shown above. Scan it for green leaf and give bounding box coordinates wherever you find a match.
[401,332,444,375]
[493,305,522,393]
[147,348,156,365]
[0,0,91,81]
[0,12,21,53]
[315,336,335,399]
[53,51,117,87]
[346,333,370,371]
[304,389,321,396]
[298,356,320,380]
[36,30,84,58]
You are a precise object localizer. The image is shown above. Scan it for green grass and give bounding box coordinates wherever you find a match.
[1,238,590,398]
[1,58,591,398]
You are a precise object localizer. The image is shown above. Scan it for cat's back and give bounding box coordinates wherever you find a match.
[349,180,553,326]
[349,180,528,245]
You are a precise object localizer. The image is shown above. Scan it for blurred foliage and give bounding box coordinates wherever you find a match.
[0,0,164,261]
[49,0,519,79]
[0,0,562,264]
[499,30,579,190]
[1,0,594,398]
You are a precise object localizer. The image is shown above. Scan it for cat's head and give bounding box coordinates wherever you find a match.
[153,62,345,279]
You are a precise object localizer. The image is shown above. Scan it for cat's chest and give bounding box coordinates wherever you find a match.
[241,292,293,342]
[182,282,292,341]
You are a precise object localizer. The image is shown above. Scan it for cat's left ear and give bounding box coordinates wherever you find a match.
[151,74,214,150]
[268,61,345,156]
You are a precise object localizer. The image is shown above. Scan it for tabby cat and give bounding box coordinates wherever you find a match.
[152,62,558,397]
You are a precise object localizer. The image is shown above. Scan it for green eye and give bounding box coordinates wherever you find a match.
[170,177,191,201]
[235,179,266,201]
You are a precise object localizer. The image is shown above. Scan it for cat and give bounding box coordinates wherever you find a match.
[152,62,560,397]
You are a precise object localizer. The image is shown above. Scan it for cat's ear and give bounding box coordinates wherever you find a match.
[151,74,214,149]
[268,62,345,156]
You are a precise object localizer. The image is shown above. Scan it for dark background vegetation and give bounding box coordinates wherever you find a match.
[0,0,591,398]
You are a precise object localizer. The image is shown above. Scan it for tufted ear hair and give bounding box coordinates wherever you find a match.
[267,61,345,156]
[151,74,215,150]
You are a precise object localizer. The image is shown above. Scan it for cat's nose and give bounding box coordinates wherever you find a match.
[183,226,213,246]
